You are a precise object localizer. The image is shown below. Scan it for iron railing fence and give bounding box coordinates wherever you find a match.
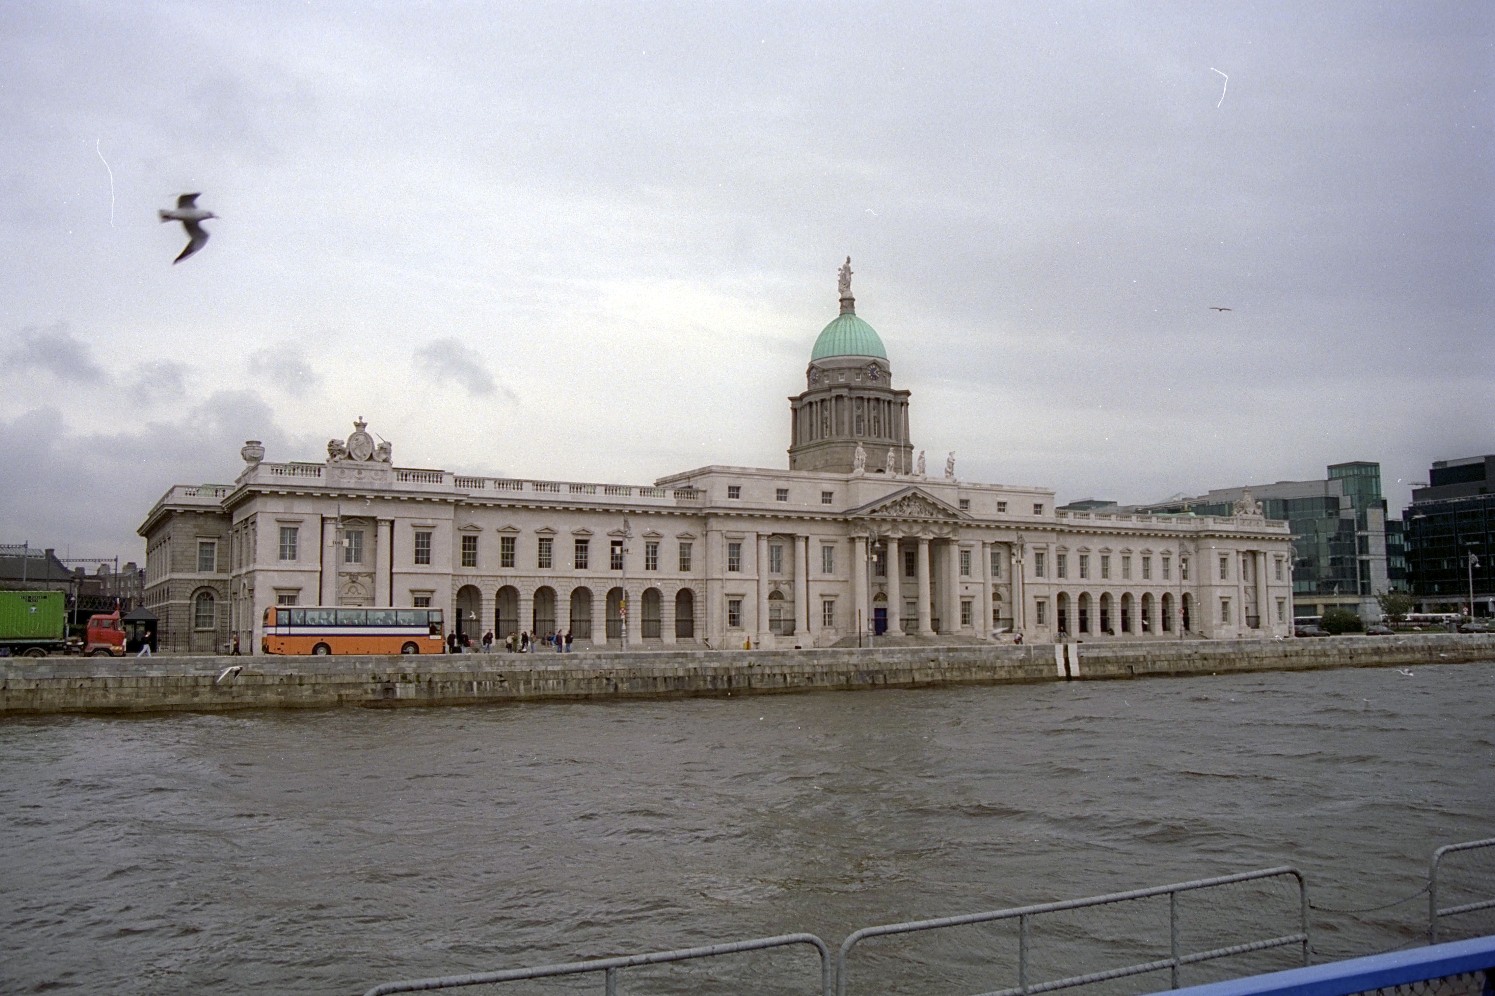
[1429,837,1495,945]
[361,932,833,996]
[835,867,1307,996]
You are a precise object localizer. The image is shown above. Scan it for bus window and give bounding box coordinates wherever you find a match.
[369,608,396,626]
[290,608,307,625]
[306,608,336,626]
[396,609,421,626]
[335,608,366,626]
[276,609,290,626]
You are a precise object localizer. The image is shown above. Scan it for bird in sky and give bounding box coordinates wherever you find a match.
[1209,306,1232,312]
[158,193,216,263]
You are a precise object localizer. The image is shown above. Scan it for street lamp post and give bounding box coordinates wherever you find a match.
[1468,545,1480,621]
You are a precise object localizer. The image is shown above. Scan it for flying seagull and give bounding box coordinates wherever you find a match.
[1209,306,1232,312]
[216,665,243,684]
[159,193,216,263]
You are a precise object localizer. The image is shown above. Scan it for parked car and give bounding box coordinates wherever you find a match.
[1294,624,1327,638]
[1364,624,1393,636]
[1457,621,1490,633]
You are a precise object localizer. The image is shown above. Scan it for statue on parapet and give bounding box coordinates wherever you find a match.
[327,437,348,461]
[853,441,866,473]
[838,256,853,297]
[945,451,956,479]
[916,450,926,477]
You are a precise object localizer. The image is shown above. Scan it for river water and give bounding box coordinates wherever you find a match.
[3,661,1493,995]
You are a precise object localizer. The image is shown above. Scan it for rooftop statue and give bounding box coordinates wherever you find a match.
[838,256,853,297]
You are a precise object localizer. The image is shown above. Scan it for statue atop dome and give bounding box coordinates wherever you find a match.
[838,256,853,297]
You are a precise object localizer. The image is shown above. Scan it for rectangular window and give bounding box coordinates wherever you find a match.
[996,501,1008,513]
[1033,503,1044,515]
[727,597,742,628]
[1221,597,1232,623]
[1034,551,1046,578]
[727,485,741,500]
[821,490,834,505]
[1219,555,1230,581]
[1142,556,1152,581]
[197,539,217,573]
[538,536,553,570]
[574,538,589,570]
[1180,558,1190,581]
[193,593,215,629]
[1122,555,1132,580]
[769,543,784,574]
[1078,554,1089,580]
[610,540,624,570]
[1276,598,1287,622]
[413,530,431,565]
[959,549,972,577]
[822,598,836,628]
[1100,555,1110,580]
[821,543,835,574]
[1035,599,1048,625]
[344,530,364,565]
[412,594,432,608]
[990,549,1002,578]
[678,541,692,572]
[904,548,916,579]
[1275,558,1284,581]
[1162,556,1171,581]
[960,599,972,626]
[276,591,299,606]
[1056,553,1068,579]
[959,498,971,511]
[727,542,742,572]
[278,527,298,562]
[776,487,789,502]
[644,540,659,571]
[463,534,480,568]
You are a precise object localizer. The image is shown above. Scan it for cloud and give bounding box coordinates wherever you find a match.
[247,347,323,398]
[6,323,107,382]
[413,337,508,399]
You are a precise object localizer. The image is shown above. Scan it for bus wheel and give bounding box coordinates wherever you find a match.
[401,642,419,655]
[24,647,47,658]
[312,643,331,656]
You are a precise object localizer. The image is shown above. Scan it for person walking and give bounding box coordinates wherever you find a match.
[446,631,458,655]
[481,630,493,654]
[564,629,573,653]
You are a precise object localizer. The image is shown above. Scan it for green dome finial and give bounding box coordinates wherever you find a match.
[811,257,887,360]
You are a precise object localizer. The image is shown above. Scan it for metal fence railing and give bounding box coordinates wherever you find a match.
[1429,837,1495,944]
[361,932,834,996]
[835,867,1307,996]
[364,842,1495,996]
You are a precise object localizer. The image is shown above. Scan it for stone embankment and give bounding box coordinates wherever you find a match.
[2,634,1491,716]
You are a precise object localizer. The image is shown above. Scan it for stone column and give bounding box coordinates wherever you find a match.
[851,535,868,643]
[375,519,393,606]
[796,535,811,635]
[945,540,962,634]
[661,587,676,645]
[886,537,903,634]
[916,536,935,636]
[757,534,772,646]
[979,540,993,638]
[1254,550,1269,630]
[320,517,338,604]
[1011,543,1026,635]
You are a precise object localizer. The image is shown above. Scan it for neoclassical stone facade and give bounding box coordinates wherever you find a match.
[139,265,1294,653]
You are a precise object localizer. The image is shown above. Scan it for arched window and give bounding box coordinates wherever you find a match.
[193,591,216,630]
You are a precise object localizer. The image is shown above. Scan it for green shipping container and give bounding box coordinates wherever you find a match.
[0,590,68,642]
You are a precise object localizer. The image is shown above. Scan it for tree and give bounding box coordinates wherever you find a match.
[1375,589,1413,625]
[1321,607,1363,635]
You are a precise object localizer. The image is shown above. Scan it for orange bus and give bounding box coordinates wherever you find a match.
[261,606,446,655]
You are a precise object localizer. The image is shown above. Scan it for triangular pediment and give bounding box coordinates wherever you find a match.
[849,487,967,522]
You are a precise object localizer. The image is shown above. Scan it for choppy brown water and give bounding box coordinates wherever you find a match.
[3,662,1493,995]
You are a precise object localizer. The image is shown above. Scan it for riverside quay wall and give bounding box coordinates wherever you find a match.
[2,634,1493,717]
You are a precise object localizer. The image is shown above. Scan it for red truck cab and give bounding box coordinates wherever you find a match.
[84,611,126,656]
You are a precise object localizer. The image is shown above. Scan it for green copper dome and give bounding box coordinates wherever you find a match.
[811,312,887,360]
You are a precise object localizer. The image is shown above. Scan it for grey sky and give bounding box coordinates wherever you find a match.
[2,1,1490,560]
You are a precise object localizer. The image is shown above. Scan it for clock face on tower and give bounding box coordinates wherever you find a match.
[866,363,881,381]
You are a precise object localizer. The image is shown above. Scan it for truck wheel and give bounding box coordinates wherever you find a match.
[25,647,47,658]
[90,649,112,657]
[312,643,331,656]
[401,642,419,655]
